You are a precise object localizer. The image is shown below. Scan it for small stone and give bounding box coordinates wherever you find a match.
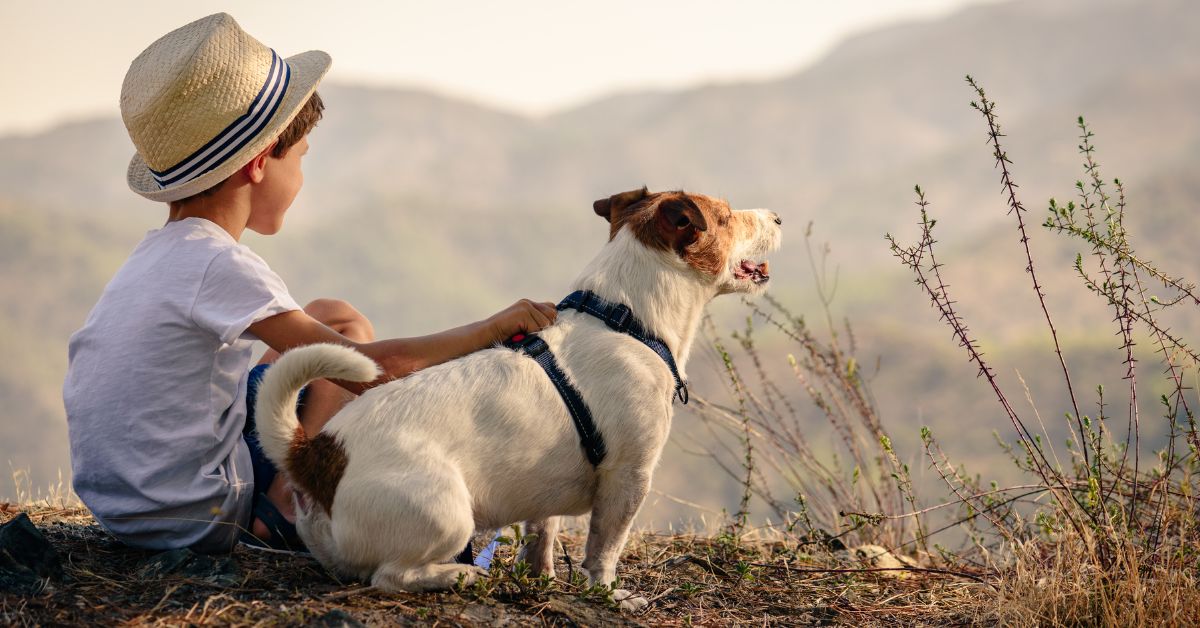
[137,548,193,578]
[0,512,65,594]
[844,544,918,578]
[137,547,241,587]
[307,608,366,627]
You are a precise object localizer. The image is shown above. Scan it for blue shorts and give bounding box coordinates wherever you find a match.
[242,364,307,516]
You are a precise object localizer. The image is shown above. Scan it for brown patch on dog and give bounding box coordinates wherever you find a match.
[594,188,740,277]
[286,428,348,515]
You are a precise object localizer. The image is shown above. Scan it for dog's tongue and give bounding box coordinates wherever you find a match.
[737,260,770,282]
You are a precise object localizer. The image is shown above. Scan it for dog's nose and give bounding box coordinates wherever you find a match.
[771,212,782,226]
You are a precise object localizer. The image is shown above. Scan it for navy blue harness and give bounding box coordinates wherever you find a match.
[502,290,689,467]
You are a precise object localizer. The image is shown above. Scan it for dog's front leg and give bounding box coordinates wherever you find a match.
[519,517,560,578]
[582,469,650,611]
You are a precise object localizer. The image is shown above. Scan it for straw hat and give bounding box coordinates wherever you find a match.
[121,13,331,202]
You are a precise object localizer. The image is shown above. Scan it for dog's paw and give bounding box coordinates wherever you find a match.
[422,565,486,591]
[458,565,487,586]
[612,588,648,612]
[373,563,487,592]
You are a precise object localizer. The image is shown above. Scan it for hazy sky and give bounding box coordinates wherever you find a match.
[1,0,994,136]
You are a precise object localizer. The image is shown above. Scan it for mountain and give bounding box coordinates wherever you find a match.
[2,0,1198,523]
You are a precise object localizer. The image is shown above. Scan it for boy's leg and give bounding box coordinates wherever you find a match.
[258,298,377,433]
[253,298,375,539]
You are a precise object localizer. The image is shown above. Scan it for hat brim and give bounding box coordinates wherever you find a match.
[127,50,332,203]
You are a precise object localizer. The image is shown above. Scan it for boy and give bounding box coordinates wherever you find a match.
[63,13,556,553]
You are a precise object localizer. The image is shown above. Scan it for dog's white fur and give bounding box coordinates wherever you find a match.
[256,193,781,608]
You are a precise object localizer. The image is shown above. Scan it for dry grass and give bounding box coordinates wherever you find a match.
[994,533,1200,626]
[1,504,998,626]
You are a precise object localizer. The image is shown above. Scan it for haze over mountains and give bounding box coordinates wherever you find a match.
[3,0,1197,523]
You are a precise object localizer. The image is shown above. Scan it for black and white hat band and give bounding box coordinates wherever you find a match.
[148,49,292,189]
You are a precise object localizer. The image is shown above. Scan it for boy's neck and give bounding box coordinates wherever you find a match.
[167,184,252,241]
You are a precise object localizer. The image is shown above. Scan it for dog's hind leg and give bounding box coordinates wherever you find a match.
[520,517,560,578]
[339,465,480,591]
[371,562,485,592]
[582,469,651,611]
[360,487,484,592]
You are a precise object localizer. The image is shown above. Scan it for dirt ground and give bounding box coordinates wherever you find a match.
[1,505,990,626]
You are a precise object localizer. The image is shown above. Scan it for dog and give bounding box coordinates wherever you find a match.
[255,187,781,609]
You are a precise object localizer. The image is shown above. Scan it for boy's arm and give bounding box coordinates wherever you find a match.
[248,299,558,393]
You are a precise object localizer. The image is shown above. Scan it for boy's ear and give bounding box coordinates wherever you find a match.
[244,142,277,184]
[593,186,650,222]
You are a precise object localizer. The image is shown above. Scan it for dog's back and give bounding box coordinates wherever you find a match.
[326,313,674,511]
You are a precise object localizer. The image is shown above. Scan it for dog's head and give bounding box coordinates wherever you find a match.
[593,187,782,295]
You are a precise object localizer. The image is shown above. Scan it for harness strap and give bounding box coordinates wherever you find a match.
[503,333,607,466]
[557,290,689,404]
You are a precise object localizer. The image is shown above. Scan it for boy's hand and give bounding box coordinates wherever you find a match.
[486,299,558,342]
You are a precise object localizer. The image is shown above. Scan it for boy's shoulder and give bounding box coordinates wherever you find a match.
[90,217,294,340]
[134,218,271,273]
[69,214,298,351]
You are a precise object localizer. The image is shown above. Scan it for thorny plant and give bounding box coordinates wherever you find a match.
[884,75,1199,619]
[684,223,931,557]
[689,74,1199,622]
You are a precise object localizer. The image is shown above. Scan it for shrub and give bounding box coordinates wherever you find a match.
[696,75,1200,625]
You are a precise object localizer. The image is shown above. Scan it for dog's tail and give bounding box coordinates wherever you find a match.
[255,343,381,468]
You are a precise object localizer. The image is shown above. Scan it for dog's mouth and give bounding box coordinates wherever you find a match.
[734,259,771,285]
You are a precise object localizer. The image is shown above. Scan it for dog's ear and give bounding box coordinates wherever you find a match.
[655,195,708,247]
[593,186,650,222]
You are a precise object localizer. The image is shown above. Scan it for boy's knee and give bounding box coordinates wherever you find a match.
[304,298,375,343]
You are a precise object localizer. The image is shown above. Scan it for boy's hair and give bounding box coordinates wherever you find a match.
[171,92,324,204]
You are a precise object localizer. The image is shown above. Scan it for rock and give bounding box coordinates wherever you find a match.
[136,548,192,576]
[0,512,64,594]
[451,603,510,625]
[137,548,241,586]
[542,595,644,626]
[307,608,366,627]
[845,544,918,577]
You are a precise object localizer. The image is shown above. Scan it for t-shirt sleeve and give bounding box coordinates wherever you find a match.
[191,247,302,344]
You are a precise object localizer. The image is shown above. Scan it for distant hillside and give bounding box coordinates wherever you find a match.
[4,0,1197,247]
[2,0,1198,524]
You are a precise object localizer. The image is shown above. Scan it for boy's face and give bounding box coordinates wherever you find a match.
[247,135,308,235]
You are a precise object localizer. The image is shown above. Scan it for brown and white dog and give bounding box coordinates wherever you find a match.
[255,187,781,609]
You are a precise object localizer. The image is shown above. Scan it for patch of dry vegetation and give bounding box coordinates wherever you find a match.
[3,505,996,626]
[996,532,1200,626]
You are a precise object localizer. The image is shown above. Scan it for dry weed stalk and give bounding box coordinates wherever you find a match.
[690,75,1198,625]
[888,76,1200,623]
[687,225,934,557]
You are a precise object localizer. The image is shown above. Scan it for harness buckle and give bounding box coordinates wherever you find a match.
[524,336,550,357]
[505,333,550,358]
[604,303,633,332]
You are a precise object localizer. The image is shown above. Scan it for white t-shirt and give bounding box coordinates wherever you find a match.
[63,217,300,552]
